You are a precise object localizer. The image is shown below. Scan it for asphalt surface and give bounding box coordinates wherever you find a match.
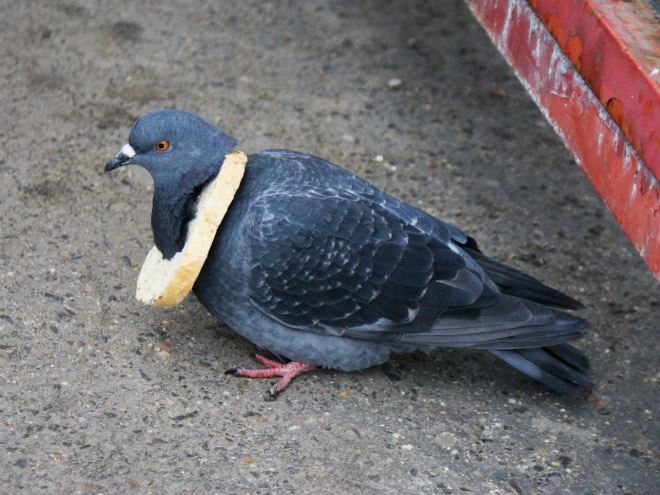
[1,1,658,493]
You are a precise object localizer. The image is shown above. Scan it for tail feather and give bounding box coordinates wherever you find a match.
[515,348,590,386]
[490,345,590,396]
[546,343,589,370]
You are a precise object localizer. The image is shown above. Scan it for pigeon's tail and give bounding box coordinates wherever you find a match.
[464,246,584,310]
[490,343,590,397]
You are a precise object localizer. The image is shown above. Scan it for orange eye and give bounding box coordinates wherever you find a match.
[155,140,169,151]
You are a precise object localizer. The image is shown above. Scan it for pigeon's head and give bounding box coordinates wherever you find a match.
[105,109,238,182]
[105,109,239,259]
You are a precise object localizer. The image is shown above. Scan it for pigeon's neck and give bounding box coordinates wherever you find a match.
[150,188,184,259]
[151,169,218,260]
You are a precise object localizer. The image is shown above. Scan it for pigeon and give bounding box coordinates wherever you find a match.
[106,109,590,398]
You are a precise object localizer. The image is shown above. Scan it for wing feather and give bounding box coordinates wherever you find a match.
[242,151,586,351]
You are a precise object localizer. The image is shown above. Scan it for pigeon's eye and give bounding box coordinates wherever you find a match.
[155,140,169,151]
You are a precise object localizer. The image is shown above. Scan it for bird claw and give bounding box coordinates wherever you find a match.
[224,354,316,398]
[265,386,280,402]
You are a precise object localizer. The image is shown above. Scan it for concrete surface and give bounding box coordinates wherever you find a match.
[1,1,658,493]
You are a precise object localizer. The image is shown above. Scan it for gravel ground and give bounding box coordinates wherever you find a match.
[1,1,659,494]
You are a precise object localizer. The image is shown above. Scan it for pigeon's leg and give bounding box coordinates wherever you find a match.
[251,353,288,369]
[225,354,316,398]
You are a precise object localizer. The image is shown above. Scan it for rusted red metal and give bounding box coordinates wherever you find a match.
[530,0,660,185]
[465,0,660,282]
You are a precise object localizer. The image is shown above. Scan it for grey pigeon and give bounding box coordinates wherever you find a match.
[106,109,590,397]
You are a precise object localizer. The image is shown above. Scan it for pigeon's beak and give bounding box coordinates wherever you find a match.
[105,144,136,172]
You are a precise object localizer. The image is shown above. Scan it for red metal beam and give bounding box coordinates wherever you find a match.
[531,0,660,184]
[465,0,660,282]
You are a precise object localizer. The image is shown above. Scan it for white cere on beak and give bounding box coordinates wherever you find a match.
[120,143,136,158]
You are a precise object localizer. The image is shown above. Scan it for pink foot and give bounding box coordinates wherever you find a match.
[225,353,316,399]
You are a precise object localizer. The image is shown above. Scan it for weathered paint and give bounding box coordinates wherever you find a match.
[531,0,660,186]
[465,0,660,281]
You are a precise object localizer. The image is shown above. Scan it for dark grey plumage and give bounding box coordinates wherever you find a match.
[107,109,590,396]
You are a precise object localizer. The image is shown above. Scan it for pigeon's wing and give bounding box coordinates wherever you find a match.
[240,150,587,349]
[246,188,474,337]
